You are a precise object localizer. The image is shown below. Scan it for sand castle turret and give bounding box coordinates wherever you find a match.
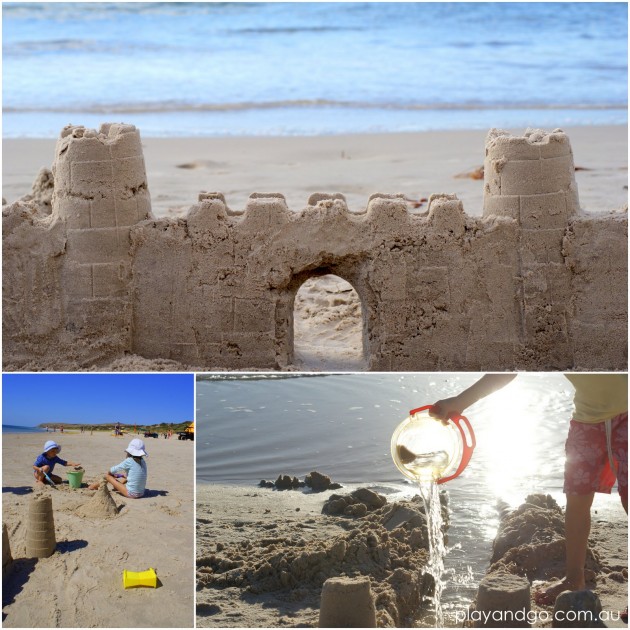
[25,494,56,558]
[474,573,531,627]
[3,522,13,574]
[52,123,152,362]
[483,128,579,223]
[483,128,585,368]
[318,576,377,627]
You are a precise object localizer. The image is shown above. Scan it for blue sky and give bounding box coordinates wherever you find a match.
[2,374,194,427]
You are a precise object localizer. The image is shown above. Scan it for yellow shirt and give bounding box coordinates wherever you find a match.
[564,374,628,424]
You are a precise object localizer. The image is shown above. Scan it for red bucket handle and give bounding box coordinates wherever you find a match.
[408,405,476,484]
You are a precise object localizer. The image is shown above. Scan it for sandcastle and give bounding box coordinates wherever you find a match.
[3,522,13,574]
[76,479,119,519]
[319,576,377,627]
[3,124,627,371]
[25,494,56,558]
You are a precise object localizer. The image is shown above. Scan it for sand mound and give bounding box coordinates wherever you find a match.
[322,487,388,517]
[76,482,119,519]
[259,470,343,491]
[197,494,445,627]
[488,494,601,583]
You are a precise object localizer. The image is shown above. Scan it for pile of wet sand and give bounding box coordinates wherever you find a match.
[197,486,448,627]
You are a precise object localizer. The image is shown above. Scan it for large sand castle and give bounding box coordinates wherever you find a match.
[3,123,627,371]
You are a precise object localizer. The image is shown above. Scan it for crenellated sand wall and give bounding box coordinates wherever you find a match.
[3,124,626,371]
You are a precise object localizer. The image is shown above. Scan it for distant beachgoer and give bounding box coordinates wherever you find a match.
[88,438,148,499]
[430,373,627,605]
[33,440,81,486]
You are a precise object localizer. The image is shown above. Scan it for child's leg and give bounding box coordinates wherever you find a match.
[33,467,45,485]
[105,473,131,497]
[535,492,594,605]
[564,492,595,589]
[536,420,606,605]
[112,471,128,484]
[611,413,628,513]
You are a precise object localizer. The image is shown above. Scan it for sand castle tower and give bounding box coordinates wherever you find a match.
[77,480,119,519]
[483,127,579,224]
[25,494,57,558]
[3,522,13,574]
[51,123,152,361]
[483,128,579,366]
[319,576,377,627]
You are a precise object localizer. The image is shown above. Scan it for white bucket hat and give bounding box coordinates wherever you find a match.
[44,440,61,453]
[127,438,148,457]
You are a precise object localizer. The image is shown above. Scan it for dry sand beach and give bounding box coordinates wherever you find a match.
[3,127,628,218]
[2,431,194,628]
[196,484,627,628]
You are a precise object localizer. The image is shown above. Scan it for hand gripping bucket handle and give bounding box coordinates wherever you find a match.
[409,405,476,485]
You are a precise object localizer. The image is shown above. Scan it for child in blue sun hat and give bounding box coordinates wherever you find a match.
[33,440,81,486]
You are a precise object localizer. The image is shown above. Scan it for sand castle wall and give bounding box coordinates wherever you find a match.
[2,124,627,370]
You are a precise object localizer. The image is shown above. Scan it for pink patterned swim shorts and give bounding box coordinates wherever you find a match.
[564,412,627,503]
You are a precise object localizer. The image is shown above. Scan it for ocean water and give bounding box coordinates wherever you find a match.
[2,424,46,434]
[3,2,627,137]
[196,372,623,625]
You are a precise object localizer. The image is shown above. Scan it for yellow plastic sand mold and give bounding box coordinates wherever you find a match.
[123,568,158,589]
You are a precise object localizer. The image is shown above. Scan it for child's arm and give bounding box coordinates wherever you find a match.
[430,374,518,422]
[110,459,131,474]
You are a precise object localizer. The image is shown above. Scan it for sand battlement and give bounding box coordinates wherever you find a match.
[3,124,627,371]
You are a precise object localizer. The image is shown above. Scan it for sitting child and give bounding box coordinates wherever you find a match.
[33,440,81,486]
[88,438,148,499]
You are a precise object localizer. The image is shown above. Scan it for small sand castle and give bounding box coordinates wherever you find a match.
[3,124,627,371]
[319,576,377,627]
[76,479,119,519]
[3,522,13,574]
[25,494,56,558]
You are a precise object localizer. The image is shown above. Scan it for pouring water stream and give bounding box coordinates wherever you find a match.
[392,408,476,626]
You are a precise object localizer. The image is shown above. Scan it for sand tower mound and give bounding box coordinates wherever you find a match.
[76,481,119,519]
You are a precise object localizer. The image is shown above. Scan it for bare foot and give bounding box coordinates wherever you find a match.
[87,482,100,491]
[533,578,583,606]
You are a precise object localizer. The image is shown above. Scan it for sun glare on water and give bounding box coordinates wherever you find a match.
[473,379,565,507]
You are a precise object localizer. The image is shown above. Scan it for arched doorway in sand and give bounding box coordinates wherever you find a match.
[292,273,368,371]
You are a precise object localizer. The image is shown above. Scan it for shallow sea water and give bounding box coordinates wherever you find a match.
[3,2,627,136]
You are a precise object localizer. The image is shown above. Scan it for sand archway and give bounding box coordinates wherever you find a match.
[291,273,368,371]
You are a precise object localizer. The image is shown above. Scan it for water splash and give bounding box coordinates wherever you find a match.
[418,480,445,627]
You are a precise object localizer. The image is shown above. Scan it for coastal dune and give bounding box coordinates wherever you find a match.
[2,431,194,628]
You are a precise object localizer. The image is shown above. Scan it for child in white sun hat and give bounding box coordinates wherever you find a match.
[33,440,81,486]
[88,438,148,499]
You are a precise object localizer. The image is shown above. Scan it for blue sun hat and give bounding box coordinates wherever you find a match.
[43,440,61,454]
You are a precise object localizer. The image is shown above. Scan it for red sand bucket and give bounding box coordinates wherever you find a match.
[391,405,476,484]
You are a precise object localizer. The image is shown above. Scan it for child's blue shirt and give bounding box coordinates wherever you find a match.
[34,453,67,473]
